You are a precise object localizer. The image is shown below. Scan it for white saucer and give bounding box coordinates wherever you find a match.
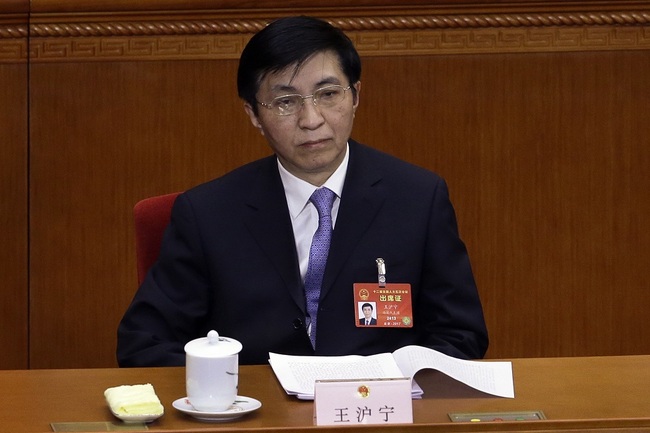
[172,396,261,422]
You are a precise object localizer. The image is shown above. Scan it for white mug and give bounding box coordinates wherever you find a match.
[185,330,243,412]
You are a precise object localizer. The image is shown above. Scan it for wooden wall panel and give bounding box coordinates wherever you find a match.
[28,0,562,14]
[20,1,650,367]
[0,3,28,370]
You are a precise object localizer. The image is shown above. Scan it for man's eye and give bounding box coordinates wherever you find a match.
[318,90,340,101]
[274,97,297,108]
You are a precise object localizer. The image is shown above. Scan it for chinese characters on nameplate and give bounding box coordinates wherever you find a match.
[313,378,413,426]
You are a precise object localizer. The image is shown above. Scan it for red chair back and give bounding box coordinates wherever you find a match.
[133,192,181,285]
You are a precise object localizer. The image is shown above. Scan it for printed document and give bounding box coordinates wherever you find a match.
[269,345,514,400]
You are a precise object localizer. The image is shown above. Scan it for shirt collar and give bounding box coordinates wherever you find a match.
[278,143,349,220]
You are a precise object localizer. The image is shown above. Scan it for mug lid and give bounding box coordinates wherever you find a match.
[184,330,243,357]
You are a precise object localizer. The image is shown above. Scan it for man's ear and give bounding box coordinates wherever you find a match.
[352,81,361,110]
[244,103,264,136]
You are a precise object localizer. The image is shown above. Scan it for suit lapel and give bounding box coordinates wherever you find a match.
[320,142,385,299]
[241,158,306,313]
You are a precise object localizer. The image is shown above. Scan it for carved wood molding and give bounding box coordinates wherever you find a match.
[29,11,650,39]
[3,8,650,62]
[0,24,27,63]
[350,26,650,56]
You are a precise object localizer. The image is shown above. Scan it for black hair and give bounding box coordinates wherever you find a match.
[237,16,361,114]
[361,303,373,310]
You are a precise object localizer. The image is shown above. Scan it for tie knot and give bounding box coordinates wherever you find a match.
[310,187,336,217]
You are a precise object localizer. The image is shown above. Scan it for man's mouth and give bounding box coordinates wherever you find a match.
[301,138,329,146]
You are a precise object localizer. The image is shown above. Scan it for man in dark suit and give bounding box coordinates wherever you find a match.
[359,303,377,326]
[117,16,488,367]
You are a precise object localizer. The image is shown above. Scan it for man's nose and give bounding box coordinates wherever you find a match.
[298,97,325,127]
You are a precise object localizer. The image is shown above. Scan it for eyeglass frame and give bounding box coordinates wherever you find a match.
[256,84,353,116]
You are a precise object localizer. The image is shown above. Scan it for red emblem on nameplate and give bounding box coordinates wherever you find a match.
[357,385,370,398]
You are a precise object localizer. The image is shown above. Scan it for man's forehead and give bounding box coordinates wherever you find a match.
[260,51,344,90]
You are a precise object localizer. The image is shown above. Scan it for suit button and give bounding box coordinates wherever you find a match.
[293,318,303,330]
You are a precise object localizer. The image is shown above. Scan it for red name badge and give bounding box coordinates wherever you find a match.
[353,283,413,328]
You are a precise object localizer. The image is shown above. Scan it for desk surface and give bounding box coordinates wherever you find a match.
[2,355,650,433]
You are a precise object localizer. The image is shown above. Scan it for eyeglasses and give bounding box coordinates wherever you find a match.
[258,84,352,116]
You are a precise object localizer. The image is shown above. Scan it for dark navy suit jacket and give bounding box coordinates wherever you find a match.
[117,140,488,366]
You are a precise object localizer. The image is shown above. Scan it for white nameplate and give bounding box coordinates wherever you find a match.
[313,377,413,426]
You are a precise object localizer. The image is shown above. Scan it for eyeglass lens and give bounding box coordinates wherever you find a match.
[271,85,348,115]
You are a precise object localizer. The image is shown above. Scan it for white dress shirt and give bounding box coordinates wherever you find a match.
[278,144,349,282]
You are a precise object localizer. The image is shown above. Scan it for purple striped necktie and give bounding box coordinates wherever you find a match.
[304,187,336,349]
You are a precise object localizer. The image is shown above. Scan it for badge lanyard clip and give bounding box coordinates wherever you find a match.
[376,258,386,288]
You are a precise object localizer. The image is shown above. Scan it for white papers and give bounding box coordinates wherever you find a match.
[392,345,514,398]
[269,345,514,400]
[269,352,420,400]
